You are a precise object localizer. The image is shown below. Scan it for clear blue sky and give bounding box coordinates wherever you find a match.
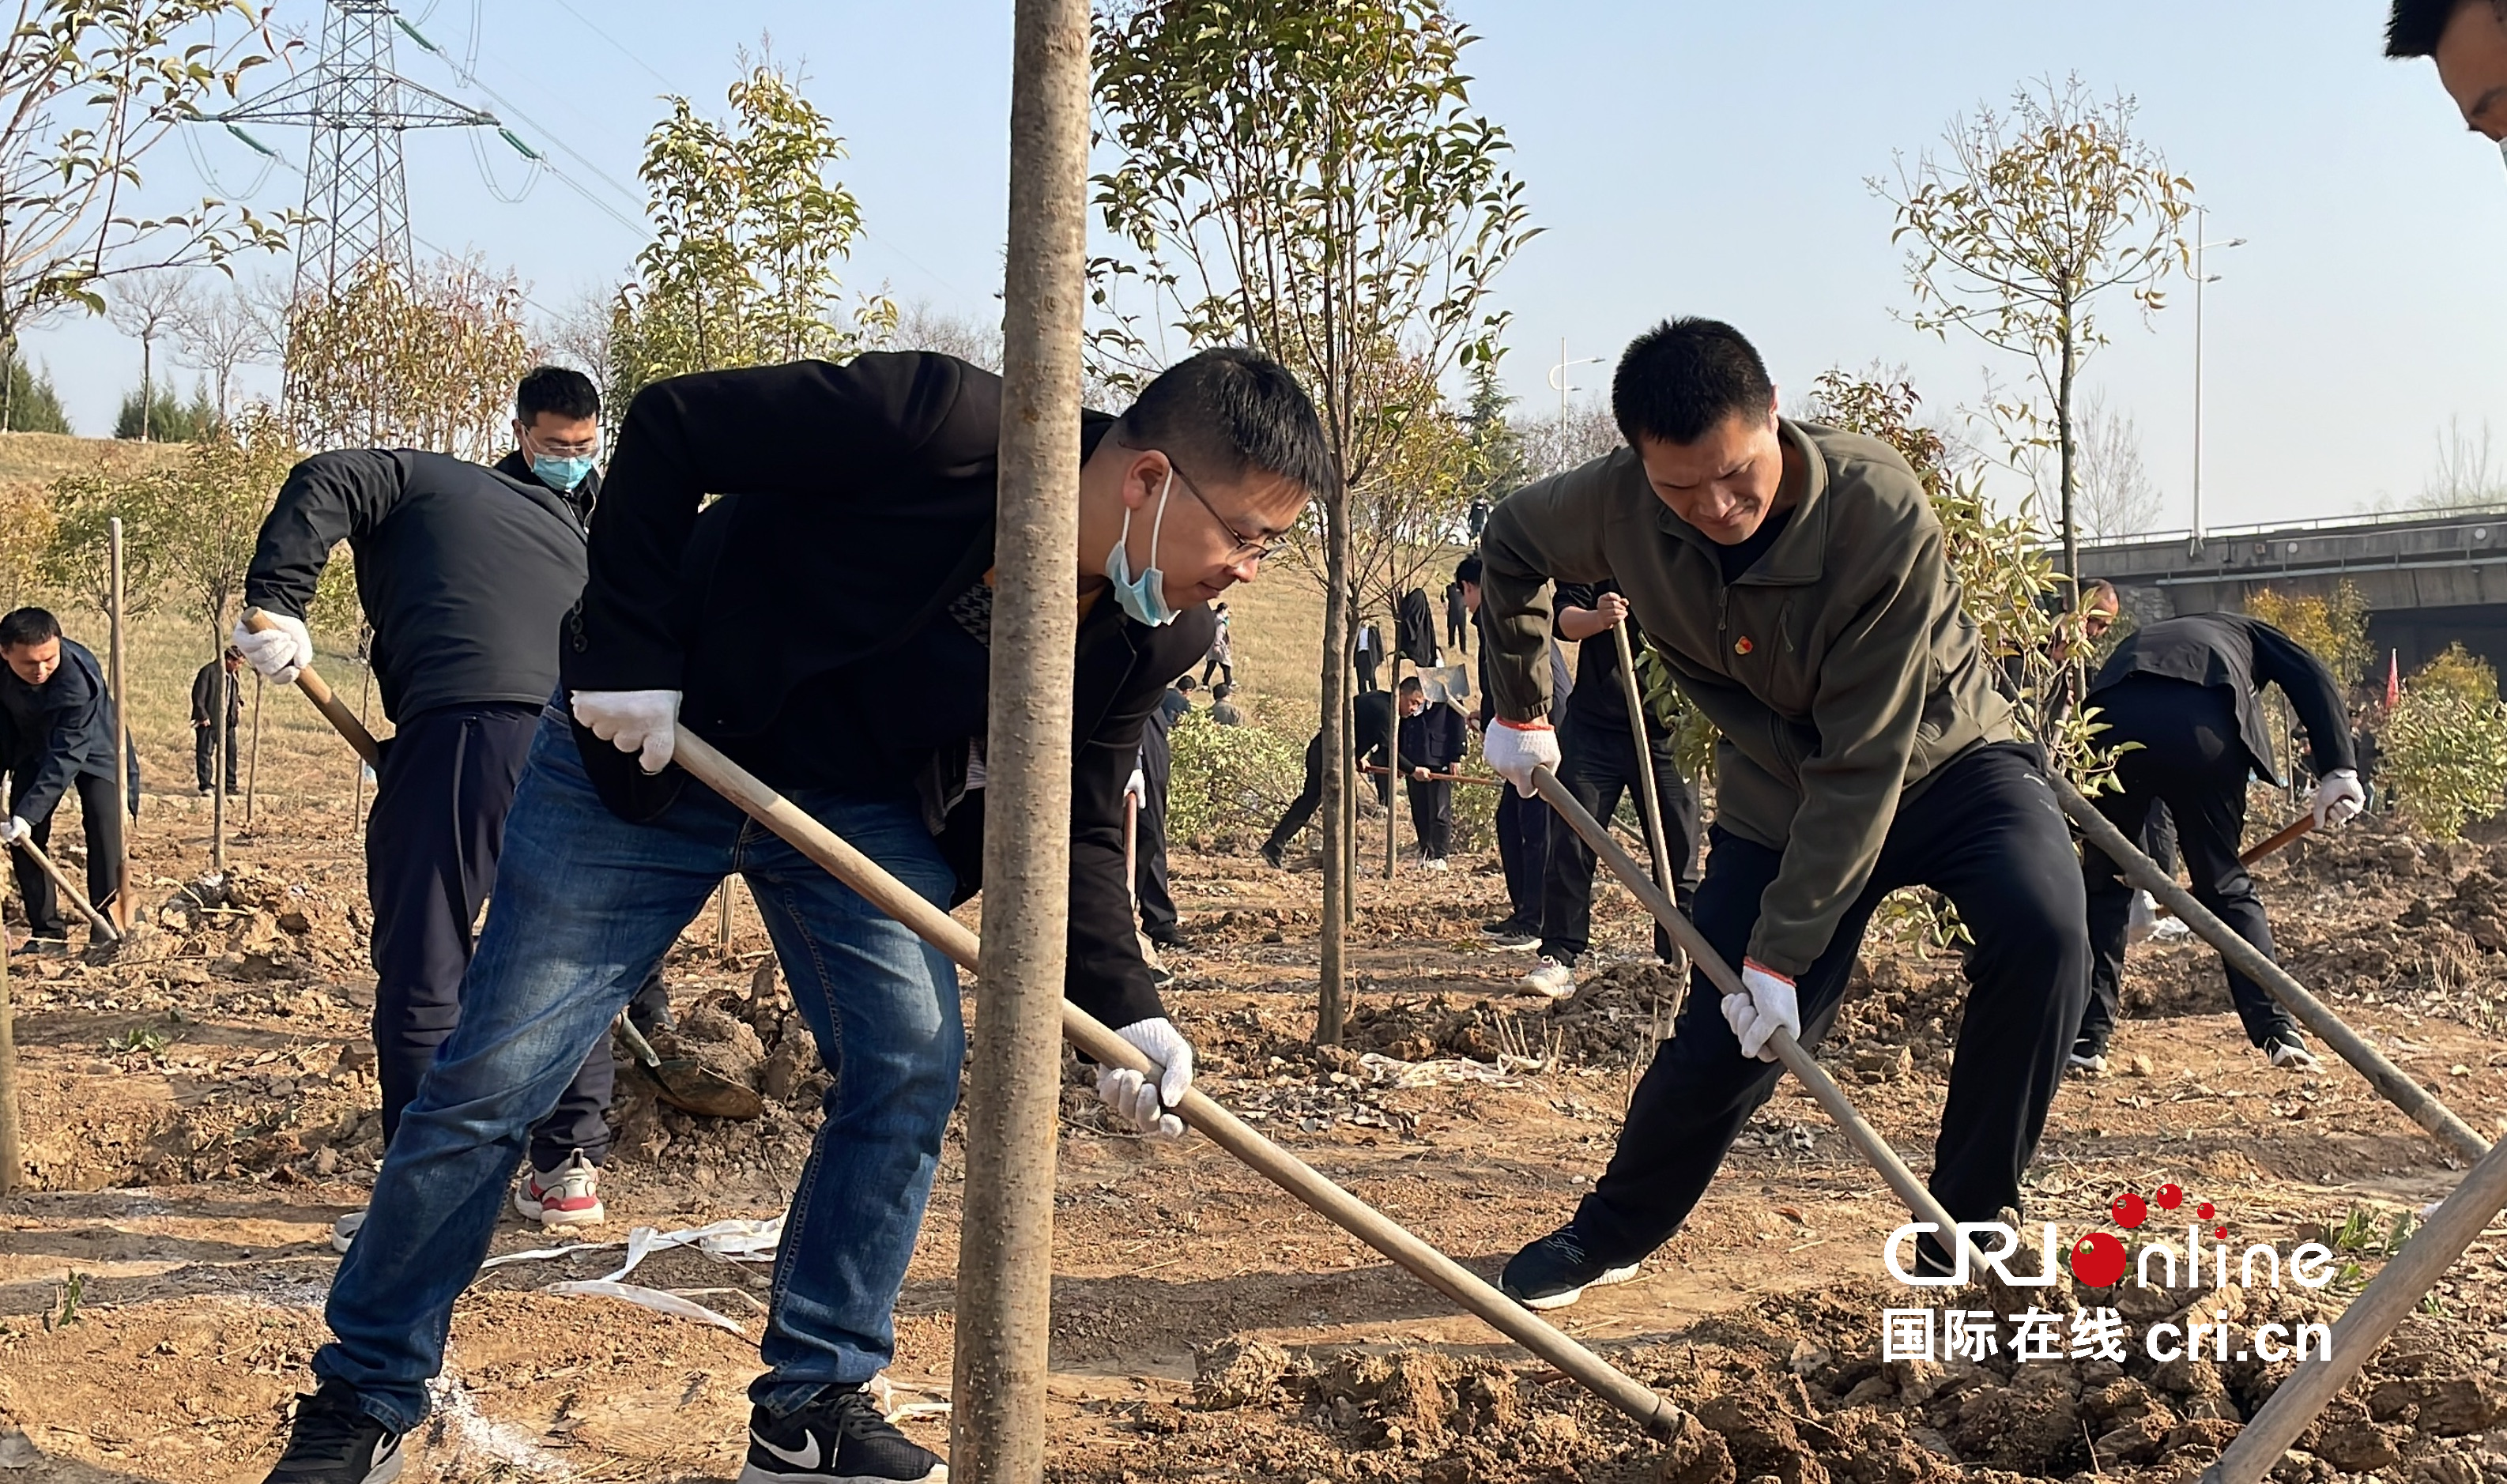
[21,1,2505,529]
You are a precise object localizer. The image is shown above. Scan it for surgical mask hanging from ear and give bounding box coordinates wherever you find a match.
[1104,464,1180,627]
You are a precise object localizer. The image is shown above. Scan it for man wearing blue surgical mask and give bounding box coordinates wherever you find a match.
[503,364,604,501]
[232,364,627,1264]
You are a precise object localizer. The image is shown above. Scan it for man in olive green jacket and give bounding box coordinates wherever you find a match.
[1477,318,2088,1309]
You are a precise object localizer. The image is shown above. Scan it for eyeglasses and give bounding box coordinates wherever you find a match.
[1160,453,1291,563]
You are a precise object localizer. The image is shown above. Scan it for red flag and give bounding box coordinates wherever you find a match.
[2387,649,2400,710]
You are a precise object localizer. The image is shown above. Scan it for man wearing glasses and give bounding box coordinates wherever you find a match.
[2388,0,2507,149]
[234,366,622,1251]
[257,348,1330,1484]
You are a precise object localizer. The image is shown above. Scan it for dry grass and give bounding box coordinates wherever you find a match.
[0,430,183,488]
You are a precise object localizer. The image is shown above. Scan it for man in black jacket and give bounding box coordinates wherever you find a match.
[1258,687,1402,868]
[192,649,243,795]
[0,608,135,951]
[1517,579,1700,999]
[234,366,620,1247]
[1396,676,1466,867]
[2075,613,2362,1074]
[261,348,1328,1484]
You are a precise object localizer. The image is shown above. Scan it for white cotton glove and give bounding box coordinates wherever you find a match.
[1095,1017,1194,1140]
[1125,766,1147,804]
[2310,768,2364,829]
[570,689,681,774]
[0,817,25,846]
[232,612,313,686]
[1480,718,1560,797]
[1721,960,1802,1062]
[2124,890,2159,946]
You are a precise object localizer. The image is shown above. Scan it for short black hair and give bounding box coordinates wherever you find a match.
[1115,348,1333,506]
[1212,681,1232,699]
[1398,676,1423,694]
[517,365,599,424]
[1612,317,1777,447]
[2084,578,2120,610]
[2387,0,2492,55]
[0,607,61,650]
[1454,553,1482,586]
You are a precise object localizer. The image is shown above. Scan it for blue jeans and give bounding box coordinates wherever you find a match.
[314,711,965,1432]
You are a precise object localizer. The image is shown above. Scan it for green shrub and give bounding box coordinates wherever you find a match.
[2,351,72,434]
[2385,648,2507,840]
[1166,710,1307,842]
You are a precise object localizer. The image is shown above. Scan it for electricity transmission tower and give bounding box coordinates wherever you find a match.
[215,0,497,296]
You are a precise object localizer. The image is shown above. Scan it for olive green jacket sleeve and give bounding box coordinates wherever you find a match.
[1476,453,1634,725]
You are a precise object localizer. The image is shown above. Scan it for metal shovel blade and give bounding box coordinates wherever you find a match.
[613,1014,764,1121]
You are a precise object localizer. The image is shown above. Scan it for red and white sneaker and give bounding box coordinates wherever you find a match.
[514,1150,605,1226]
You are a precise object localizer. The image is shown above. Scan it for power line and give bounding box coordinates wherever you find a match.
[543,0,679,92]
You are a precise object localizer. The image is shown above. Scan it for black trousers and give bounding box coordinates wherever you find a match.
[1263,736,1389,854]
[367,702,614,1168]
[1538,710,1701,963]
[1447,615,1468,653]
[2081,677,2294,1049]
[6,769,124,941]
[1200,655,1233,687]
[194,721,239,792]
[1494,785,1551,929]
[1355,654,1380,693]
[1404,775,1453,858]
[1134,719,1177,936]
[1573,744,2087,1261]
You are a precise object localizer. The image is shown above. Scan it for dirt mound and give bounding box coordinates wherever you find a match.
[609,961,830,1195]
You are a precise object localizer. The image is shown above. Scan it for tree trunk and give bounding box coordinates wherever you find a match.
[952,1,1088,1478]
[245,676,264,830]
[108,521,131,927]
[1384,648,1401,879]
[140,335,153,441]
[209,625,227,872]
[2057,321,2080,606]
[352,633,373,833]
[1316,489,1352,1045]
[0,943,17,1195]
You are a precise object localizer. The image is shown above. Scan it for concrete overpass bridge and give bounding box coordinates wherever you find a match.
[2077,506,2507,678]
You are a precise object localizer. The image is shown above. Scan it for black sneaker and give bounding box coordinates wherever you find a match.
[739,1385,946,1483]
[1499,1223,1640,1311]
[262,1384,404,1483]
[1146,927,1192,951]
[2263,1029,2320,1072]
[2067,1032,2109,1075]
[1482,922,1538,951]
[9,937,68,958]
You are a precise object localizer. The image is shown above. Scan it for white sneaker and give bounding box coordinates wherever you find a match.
[330,1209,366,1254]
[1517,956,1576,1000]
[514,1150,606,1226]
[1420,857,1448,872]
[2264,1033,2320,1072]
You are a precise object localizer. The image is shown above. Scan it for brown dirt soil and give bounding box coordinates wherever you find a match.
[5,788,2507,1483]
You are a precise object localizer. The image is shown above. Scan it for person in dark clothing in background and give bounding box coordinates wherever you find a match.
[1445,580,1469,655]
[1395,676,1465,868]
[1259,687,1400,868]
[193,648,244,795]
[0,608,136,952]
[1457,554,1559,951]
[254,347,1329,1484]
[1353,620,1383,693]
[2074,613,2363,1075]
[1208,681,1244,726]
[235,365,621,1246]
[1135,678,1186,951]
[1518,579,1701,1000]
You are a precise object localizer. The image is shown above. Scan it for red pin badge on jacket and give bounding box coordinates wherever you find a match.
[1734,635,1754,656]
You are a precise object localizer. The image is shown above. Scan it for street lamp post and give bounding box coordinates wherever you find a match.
[1548,338,1605,454]
[2190,206,2246,558]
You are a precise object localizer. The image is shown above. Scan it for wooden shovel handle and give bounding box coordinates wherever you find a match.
[242,608,382,766]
